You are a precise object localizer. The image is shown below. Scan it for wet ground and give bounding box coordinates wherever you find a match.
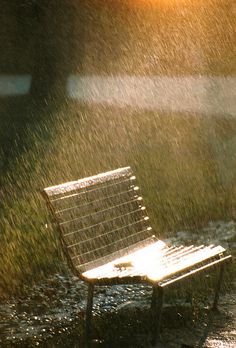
[0,221,235,347]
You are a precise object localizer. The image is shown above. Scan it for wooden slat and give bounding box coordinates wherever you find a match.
[81,242,228,282]
[82,240,168,280]
[51,176,136,203]
[67,218,149,248]
[77,236,157,273]
[62,207,148,237]
[59,197,143,230]
[159,255,232,287]
[51,179,138,211]
[144,245,226,282]
[55,188,139,219]
[43,167,155,273]
[45,166,132,197]
[73,227,153,266]
[66,221,152,259]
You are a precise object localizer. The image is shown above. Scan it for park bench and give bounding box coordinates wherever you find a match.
[42,166,232,346]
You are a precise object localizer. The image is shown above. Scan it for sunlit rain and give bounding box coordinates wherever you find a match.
[0,0,235,347]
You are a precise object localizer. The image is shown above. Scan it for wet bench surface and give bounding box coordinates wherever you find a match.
[42,166,232,345]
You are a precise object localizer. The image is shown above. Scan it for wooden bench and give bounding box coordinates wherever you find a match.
[42,166,232,346]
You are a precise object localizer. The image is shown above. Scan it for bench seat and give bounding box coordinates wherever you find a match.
[81,239,229,285]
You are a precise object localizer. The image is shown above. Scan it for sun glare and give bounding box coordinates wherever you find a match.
[83,240,225,282]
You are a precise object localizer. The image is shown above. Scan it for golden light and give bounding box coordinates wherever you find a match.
[83,240,225,282]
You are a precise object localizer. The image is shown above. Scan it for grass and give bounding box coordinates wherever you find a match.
[0,99,236,299]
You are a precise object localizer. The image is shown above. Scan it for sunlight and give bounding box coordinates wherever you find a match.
[83,240,225,282]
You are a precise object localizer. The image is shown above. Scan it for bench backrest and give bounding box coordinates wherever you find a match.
[43,167,154,273]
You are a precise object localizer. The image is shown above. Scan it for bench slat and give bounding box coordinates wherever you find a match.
[45,167,132,197]
[43,167,154,272]
[81,242,226,282]
[55,188,138,218]
[73,226,153,263]
[77,236,157,273]
[51,179,138,211]
[59,197,143,228]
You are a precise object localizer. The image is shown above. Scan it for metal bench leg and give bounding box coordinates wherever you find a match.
[85,283,94,346]
[150,285,164,346]
[212,264,225,311]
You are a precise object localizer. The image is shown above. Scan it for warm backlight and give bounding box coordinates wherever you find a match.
[83,240,225,282]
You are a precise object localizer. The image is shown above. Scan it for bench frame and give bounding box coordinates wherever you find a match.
[42,167,232,346]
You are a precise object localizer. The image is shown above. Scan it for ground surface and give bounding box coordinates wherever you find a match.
[0,221,235,347]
